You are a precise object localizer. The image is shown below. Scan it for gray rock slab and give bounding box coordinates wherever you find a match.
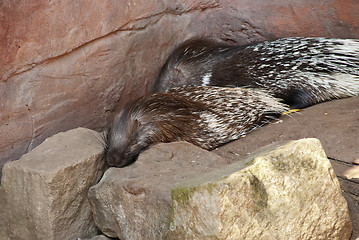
[0,127,106,240]
[80,235,114,240]
[88,141,234,240]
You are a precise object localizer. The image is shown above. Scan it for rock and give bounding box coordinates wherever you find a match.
[344,165,359,180]
[215,96,359,166]
[2,0,359,175]
[170,138,352,240]
[88,141,234,239]
[0,128,106,240]
[214,96,359,239]
[80,235,114,240]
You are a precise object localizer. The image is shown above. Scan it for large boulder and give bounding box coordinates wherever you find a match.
[88,141,235,239]
[214,96,359,239]
[170,138,352,240]
[2,0,359,172]
[0,128,106,240]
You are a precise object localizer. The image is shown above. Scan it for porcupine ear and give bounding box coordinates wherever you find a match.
[129,117,140,136]
[131,116,158,147]
[165,67,184,87]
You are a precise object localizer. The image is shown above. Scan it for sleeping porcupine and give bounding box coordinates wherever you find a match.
[105,86,288,167]
[154,37,359,108]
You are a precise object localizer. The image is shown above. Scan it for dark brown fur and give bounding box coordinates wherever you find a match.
[104,86,288,167]
[154,38,359,108]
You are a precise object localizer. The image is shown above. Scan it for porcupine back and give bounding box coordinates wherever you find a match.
[154,37,359,108]
[105,86,288,167]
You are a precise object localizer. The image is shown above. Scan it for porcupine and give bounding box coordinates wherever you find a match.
[104,86,288,167]
[154,37,359,108]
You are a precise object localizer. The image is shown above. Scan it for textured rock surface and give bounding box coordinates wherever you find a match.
[88,141,234,239]
[215,96,359,239]
[81,235,113,240]
[0,128,106,240]
[2,0,359,172]
[170,138,352,240]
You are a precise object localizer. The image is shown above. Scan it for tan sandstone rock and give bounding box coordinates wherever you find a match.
[88,141,236,240]
[0,128,106,240]
[170,138,352,240]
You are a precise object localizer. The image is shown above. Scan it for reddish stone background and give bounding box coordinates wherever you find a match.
[1,0,359,170]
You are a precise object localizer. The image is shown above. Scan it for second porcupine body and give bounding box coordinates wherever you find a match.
[105,86,288,167]
[154,37,359,108]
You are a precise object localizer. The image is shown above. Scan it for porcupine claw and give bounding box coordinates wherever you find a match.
[281,109,301,116]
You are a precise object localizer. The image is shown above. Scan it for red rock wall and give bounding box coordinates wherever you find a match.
[1,0,359,169]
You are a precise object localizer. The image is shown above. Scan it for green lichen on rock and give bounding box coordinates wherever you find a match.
[170,185,196,227]
[171,182,219,208]
[171,186,195,206]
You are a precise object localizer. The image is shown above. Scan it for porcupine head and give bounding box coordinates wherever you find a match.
[104,104,158,168]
